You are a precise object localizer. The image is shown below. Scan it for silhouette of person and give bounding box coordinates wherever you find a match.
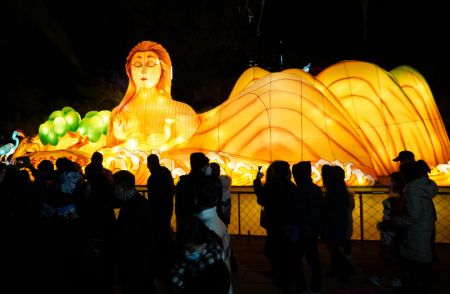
[393,161,437,293]
[253,160,298,292]
[210,162,232,226]
[175,152,213,227]
[416,159,431,178]
[112,170,157,294]
[321,165,355,281]
[146,153,176,275]
[168,215,230,294]
[370,171,405,288]
[393,150,415,164]
[194,171,233,293]
[81,170,116,293]
[292,161,323,294]
[85,151,113,183]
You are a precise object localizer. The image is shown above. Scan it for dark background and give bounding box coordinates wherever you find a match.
[1,0,449,142]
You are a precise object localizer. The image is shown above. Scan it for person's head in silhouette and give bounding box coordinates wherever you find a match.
[416,159,431,179]
[393,150,415,164]
[147,154,162,173]
[292,161,312,185]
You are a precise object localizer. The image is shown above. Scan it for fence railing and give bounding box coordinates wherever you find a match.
[136,185,450,243]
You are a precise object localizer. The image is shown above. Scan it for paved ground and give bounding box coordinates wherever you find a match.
[230,236,450,294]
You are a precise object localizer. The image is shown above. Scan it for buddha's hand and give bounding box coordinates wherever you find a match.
[146,118,188,151]
[145,118,176,150]
[146,132,168,149]
[112,112,140,141]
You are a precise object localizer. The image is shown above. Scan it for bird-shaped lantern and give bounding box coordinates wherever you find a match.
[0,130,25,163]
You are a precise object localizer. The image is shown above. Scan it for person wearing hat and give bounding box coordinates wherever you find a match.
[393,150,434,180]
[393,150,415,164]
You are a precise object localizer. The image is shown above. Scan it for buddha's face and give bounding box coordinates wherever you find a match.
[131,51,161,89]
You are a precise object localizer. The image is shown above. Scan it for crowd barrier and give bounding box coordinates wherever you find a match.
[136,185,450,243]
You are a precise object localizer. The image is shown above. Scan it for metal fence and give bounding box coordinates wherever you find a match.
[136,185,450,243]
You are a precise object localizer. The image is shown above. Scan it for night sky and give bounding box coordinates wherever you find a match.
[2,0,449,141]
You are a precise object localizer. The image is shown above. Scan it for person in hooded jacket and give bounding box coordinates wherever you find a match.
[291,161,323,294]
[393,161,438,293]
[253,160,298,293]
[321,165,355,281]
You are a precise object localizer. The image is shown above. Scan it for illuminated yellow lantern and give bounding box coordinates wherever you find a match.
[178,67,376,185]
[316,61,450,176]
[105,41,200,150]
[12,41,450,186]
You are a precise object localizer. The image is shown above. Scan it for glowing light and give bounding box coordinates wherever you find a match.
[125,138,138,149]
[11,42,450,186]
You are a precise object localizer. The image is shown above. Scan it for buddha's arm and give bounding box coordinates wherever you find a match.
[174,104,200,138]
[112,111,143,144]
[146,105,199,151]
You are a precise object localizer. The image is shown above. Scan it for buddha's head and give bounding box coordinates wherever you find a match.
[125,41,172,94]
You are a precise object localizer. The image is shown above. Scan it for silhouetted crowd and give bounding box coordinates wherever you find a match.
[0,150,438,294]
[253,150,437,294]
[254,160,355,294]
[0,152,233,294]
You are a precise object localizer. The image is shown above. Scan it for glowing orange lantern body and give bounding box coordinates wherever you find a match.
[12,41,450,186]
[106,41,199,151]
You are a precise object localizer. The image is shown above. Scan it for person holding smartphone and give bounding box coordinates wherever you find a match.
[253,161,298,293]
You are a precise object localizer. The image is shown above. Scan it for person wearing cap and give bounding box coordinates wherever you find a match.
[393,150,415,164]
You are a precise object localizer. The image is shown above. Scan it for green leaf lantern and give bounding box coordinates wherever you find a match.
[62,106,75,114]
[79,117,90,136]
[87,115,104,142]
[53,116,68,137]
[85,110,98,118]
[39,120,58,146]
[65,110,81,132]
[48,110,64,121]
[38,122,50,145]
[47,130,59,146]
[98,110,111,135]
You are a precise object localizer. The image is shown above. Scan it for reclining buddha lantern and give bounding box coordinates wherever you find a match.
[12,40,450,186]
